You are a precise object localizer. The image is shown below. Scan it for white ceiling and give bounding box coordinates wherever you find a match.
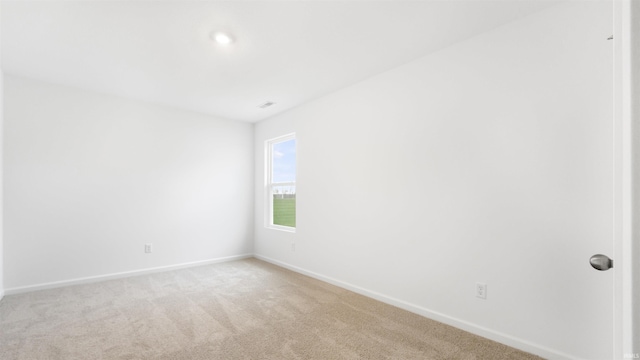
[2,1,557,123]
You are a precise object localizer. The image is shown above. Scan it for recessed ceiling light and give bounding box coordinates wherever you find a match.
[211,31,233,45]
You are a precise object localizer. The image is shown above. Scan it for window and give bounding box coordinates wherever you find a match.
[266,134,296,231]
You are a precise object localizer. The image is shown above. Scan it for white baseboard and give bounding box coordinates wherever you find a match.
[4,254,253,296]
[0,289,4,302]
[254,254,580,360]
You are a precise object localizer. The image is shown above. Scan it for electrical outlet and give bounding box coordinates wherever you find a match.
[291,242,296,252]
[476,282,487,299]
[145,243,153,253]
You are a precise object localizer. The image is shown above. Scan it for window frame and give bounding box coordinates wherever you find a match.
[265,133,296,232]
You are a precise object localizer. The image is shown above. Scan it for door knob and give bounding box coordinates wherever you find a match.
[589,254,613,271]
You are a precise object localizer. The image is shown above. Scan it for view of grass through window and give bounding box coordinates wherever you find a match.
[271,137,296,228]
[273,197,296,227]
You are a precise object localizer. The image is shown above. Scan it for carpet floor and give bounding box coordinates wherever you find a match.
[0,259,543,360]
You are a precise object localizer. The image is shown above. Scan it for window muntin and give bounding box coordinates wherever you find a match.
[266,134,296,231]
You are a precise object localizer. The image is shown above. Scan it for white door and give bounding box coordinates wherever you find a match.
[537,2,615,359]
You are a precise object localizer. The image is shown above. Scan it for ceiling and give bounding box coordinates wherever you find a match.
[2,1,558,123]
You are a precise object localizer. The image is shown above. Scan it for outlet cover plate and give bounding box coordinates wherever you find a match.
[476,282,487,299]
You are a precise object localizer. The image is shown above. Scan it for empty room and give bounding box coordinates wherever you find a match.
[0,1,637,359]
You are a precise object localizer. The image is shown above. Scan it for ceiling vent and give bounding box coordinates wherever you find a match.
[258,101,275,109]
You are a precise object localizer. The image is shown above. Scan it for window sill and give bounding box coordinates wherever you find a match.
[266,225,296,233]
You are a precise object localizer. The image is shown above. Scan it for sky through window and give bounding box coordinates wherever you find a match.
[272,139,296,183]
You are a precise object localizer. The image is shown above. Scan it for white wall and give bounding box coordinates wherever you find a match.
[632,0,640,354]
[4,75,254,291]
[255,3,614,360]
[0,3,4,301]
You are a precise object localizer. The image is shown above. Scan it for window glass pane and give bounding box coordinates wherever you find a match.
[273,185,296,227]
[272,139,296,183]
[267,135,296,230]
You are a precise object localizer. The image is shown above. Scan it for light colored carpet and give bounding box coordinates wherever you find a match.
[0,259,543,360]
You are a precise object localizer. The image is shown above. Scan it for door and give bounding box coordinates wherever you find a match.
[542,1,615,359]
